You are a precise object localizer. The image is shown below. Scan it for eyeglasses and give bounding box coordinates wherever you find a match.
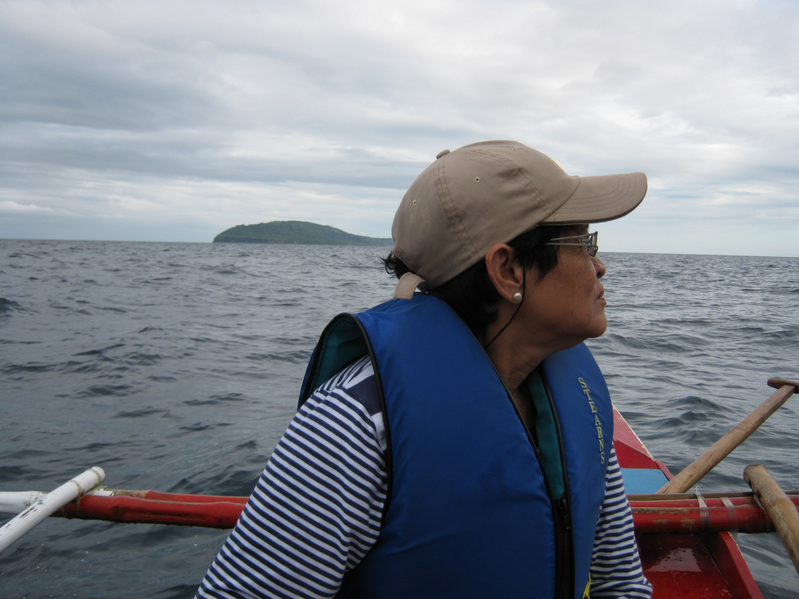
[546,231,598,257]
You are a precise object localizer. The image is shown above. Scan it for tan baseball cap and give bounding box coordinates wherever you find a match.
[392,140,647,291]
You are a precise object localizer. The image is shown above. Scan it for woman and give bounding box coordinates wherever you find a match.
[197,141,653,599]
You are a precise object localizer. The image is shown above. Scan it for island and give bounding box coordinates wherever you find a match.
[213,220,392,246]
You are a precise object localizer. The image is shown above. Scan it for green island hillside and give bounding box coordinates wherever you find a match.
[214,221,392,246]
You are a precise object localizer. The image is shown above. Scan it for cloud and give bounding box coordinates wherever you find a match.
[0,200,54,214]
[1,0,798,254]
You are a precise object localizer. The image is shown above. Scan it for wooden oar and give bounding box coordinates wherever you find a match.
[658,378,799,494]
[744,463,799,574]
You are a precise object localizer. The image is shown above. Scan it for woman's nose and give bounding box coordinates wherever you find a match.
[593,256,606,279]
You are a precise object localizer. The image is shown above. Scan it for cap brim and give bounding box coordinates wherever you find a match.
[542,172,647,224]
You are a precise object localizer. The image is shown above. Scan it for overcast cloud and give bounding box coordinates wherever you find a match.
[1,0,798,256]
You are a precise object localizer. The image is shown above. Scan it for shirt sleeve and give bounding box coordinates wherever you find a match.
[196,357,387,599]
[588,445,654,598]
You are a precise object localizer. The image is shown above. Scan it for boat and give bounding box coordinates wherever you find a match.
[2,381,798,597]
[614,407,765,599]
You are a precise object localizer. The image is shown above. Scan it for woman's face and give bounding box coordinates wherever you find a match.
[520,230,608,349]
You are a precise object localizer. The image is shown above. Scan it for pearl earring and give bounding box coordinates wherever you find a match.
[512,292,523,302]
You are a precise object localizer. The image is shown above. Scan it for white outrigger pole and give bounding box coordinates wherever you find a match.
[0,466,106,553]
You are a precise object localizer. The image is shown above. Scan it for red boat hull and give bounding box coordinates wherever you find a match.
[614,408,763,599]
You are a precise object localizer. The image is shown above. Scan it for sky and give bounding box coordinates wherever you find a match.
[1,0,798,256]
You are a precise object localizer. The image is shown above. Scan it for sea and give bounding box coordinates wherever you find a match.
[1,239,797,598]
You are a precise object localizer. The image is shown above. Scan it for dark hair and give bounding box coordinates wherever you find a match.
[383,225,569,338]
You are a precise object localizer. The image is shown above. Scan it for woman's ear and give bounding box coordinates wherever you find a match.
[484,244,525,303]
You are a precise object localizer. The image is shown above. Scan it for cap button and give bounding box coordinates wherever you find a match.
[436,149,450,159]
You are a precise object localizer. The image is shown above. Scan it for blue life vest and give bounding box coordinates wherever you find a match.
[300,294,613,599]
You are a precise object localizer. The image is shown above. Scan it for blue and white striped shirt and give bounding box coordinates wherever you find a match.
[197,357,652,598]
